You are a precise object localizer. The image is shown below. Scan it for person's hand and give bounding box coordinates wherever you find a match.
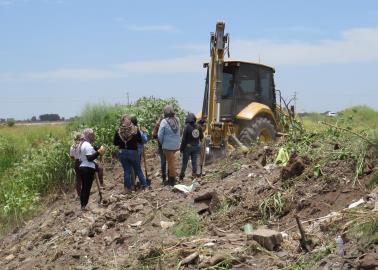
[97,145,106,156]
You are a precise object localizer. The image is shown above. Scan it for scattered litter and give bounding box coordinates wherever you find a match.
[130,221,142,228]
[374,201,378,212]
[160,221,175,229]
[280,232,289,238]
[173,180,200,194]
[264,163,277,172]
[244,223,254,234]
[275,147,289,166]
[179,252,199,266]
[348,198,365,209]
[248,173,256,178]
[203,242,216,247]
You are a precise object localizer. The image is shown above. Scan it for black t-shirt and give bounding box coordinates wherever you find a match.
[180,123,203,152]
[113,130,141,151]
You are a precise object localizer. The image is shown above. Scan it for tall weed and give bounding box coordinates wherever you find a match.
[0,137,73,225]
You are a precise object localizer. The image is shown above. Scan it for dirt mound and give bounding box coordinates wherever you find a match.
[0,144,375,269]
[281,154,309,180]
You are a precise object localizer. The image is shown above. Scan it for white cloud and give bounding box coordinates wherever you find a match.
[126,24,178,33]
[231,27,378,66]
[1,27,378,81]
[117,55,205,73]
[0,68,123,81]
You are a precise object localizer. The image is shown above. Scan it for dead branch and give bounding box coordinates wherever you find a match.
[320,121,377,146]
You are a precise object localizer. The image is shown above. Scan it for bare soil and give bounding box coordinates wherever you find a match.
[0,144,376,270]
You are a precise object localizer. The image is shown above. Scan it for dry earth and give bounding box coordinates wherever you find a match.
[0,143,377,270]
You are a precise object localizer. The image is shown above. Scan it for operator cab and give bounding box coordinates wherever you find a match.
[202,61,276,121]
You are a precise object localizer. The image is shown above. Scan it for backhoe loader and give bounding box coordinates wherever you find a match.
[199,21,291,163]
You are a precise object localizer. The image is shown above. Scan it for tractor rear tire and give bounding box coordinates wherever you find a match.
[239,117,276,146]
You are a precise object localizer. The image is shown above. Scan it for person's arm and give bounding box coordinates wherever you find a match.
[180,125,188,152]
[152,122,160,139]
[199,126,204,141]
[157,119,165,144]
[136,130,142,144]
[69,147,76,160]
[83,142,99,161]
[140,130,148,144]
[86,151,99,162]
[113,130,121,146]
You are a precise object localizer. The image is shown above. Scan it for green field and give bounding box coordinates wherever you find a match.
[0,123,72,231]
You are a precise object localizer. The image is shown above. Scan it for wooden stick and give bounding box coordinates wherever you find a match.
[263,176,283,191]
[295,215,311,252]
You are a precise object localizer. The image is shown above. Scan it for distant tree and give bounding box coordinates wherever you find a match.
[39,114,61,121]
[6,118,16,127]
[31,116,37,122]
[0,118,5,123]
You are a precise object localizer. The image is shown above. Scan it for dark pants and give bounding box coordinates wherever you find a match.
[158,146,167,178]
[180,144,200,177]
[118,149,148,189]
[79,166,95,207]
[74,160,82,197]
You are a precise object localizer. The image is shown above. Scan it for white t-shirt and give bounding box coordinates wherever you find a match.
[79,141,96,169]
[69,146,80,160]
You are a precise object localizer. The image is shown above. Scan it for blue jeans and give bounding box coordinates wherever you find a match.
[158,146,167,177]
[118,149,148,189]
[180,144,200,177]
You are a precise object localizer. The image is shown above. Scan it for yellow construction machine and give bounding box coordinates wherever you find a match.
[199,21,293,163]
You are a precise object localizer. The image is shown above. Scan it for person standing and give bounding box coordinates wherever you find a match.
[158,105,181,186]
[130,115,149,188]
[114,115,148,194]
[179,113,203,180]
[152,114,167,184]
[69,132,83,197]
[78,128,105,210]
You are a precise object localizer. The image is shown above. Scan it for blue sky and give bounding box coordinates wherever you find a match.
[1,0,378,119]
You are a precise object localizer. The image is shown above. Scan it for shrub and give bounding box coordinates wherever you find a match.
[6,118,15,127]
[69,97,186,155]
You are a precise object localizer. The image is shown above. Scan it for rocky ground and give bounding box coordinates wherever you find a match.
[0,142,377,270]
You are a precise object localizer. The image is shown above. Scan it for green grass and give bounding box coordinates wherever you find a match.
[0,123,72,233]
[173,209,203,237]
[0,123,67,174]
[281,246,333,270]
[300,106,378,133]
[348,213,378,247]
[259,192,285,221]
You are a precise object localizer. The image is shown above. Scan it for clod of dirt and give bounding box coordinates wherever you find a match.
[247,228,283,251]
[358,253,378,269]
[194,190,221,214]
[281,155,306,180]
[116,213,128,223]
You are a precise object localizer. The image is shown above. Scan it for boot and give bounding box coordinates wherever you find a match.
[161,173,168,186]
[179,173,184,181]
[168,177,176,186]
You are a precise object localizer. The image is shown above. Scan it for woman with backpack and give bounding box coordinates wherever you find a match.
[113,114,149,194]
[179,113,203,180]
[158,105,181,186]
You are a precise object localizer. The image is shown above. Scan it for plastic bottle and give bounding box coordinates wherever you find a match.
[335,235,344,256]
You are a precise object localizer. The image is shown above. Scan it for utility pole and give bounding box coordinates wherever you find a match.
[127,92,130,105]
